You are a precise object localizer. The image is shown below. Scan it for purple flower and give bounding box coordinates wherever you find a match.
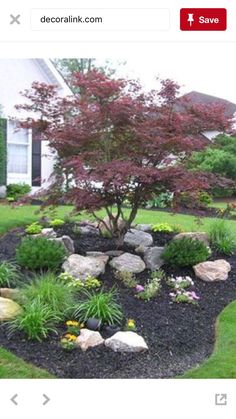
[135,284,145,293]
[189,291,200,300]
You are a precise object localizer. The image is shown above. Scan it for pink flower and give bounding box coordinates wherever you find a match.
[189,291,200,300]
[135,284,144,293]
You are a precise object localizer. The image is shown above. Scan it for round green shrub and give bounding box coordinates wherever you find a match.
[16,236,66,271]
[162,237,210,267]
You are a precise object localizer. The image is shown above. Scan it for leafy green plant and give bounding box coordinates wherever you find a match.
[50,219,65,228]
[74,288,123,325]
[209,220,236,256]
[114,270,137,288]
[0,261,20,287]
[6,183,31,201]
[16,236,66,271]
[25,222,43,235]
[20,272,76,317]
[162,237,210,267]
[152,222,184,233]
[7,298,62,341]
[136,274,162,301]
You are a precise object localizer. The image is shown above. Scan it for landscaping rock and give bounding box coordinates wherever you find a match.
[135,224,152,232]
[41,228,57,239]
[173,232,209,246]
[193,259,231,282]
[51,235,75,255]
[86,251,109,264]
[0,288,20,301]
[62,254,107,280]
[143,246,165,271]
[124,229,153,247]
[0,297,22,321]
[109,252,146,273]
[105,331,148,353]
[75,329,104,351]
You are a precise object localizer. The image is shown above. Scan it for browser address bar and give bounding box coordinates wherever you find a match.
[31,9,170,31]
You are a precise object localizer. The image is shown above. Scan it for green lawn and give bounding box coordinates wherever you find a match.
[181,300,236,378]
[1,203,236,235]
[0,347,53,378]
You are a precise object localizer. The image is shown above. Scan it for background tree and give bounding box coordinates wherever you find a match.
[16,72,233,244]
[187,135,236,197]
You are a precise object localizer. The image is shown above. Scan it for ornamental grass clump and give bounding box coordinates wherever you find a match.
[20,272,77,318]
[16,236,66,271]
[209,220,236,256]
[0,261,20,287]
[162,237,210,267]
[7,298,62,341]
[74,287,123,325]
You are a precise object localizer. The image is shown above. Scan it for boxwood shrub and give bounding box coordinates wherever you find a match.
[16,236,66,271]
[162,237,210,267]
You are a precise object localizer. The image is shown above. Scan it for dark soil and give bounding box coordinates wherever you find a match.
[0,226,236,378]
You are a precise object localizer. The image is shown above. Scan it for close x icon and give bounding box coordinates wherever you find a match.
[180,8,227,31]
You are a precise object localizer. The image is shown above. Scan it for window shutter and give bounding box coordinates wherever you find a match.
[0,118,7,186]
[32,129,42,187]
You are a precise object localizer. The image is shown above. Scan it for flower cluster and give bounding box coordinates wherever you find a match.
[166,275,194,290]
[60,319,84,350]
[169,290,200,304]
[58,272,101,290]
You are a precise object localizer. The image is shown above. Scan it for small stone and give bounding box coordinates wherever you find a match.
[41,228,57,238]
[75,329,104,351]
[50,235,75,255]
[173,232,209,246]
[62,254,107,280]
[135,224,152,232]
[135,245,149,255]
[109,252,146,274]
[143,247,165,271]
[105,331,148,353]
[124,229,153,247]
[0,297,22,321]
[193,259,231,282]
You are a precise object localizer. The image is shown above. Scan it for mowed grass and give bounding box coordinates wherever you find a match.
[1,203,236,235]
[0,347,53,378]
[181,300,236,378]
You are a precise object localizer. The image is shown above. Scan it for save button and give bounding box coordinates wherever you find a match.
[180,8,227,31]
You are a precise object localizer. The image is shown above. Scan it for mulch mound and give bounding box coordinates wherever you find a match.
[0,226,236,378]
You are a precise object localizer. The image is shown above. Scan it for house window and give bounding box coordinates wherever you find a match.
[7,121,29,174]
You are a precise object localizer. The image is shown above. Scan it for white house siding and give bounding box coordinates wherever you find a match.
[0,59,71,190]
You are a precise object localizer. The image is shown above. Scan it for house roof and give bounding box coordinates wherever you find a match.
[177,91,236,117]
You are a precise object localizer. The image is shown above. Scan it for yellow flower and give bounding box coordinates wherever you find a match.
[80,323,85,328]
[66,320,79,327]
[127,319,135,327]
[64,333,77,341]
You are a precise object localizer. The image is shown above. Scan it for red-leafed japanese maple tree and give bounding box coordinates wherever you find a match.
[16,71,233,244]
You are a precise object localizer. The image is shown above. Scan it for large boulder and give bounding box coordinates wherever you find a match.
[105,331,148,353]
[41,228,57,239]
[173,232,209,246]
[124,229,153,247]
[62,254,108,280]
[143,247,165,271]
[193,259,231,282]
[109,252,146,274]
[75,329,104,351]
[86,251,109,264]
[0,297,22,321]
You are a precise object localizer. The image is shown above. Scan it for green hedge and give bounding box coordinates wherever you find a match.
[0,118,7,186]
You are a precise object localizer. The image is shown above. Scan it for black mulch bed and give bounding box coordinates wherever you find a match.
[0,226,236,378]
